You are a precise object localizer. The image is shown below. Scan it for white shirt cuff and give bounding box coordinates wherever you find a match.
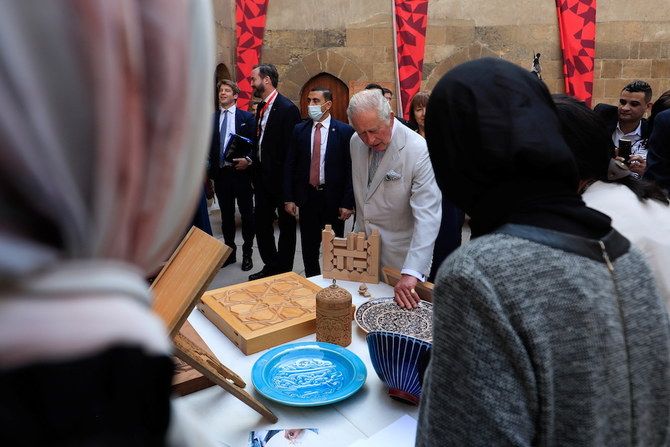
[401,268,425,282]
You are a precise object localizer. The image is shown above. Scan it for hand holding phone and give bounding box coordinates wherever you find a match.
[618,138,632,162]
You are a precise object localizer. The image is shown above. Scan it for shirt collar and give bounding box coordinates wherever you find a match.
[616,119,643,137]
[314,115,331,129]
[264,89,278,106]
[221,104,236,114]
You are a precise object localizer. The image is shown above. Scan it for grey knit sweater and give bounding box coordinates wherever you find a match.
[416,226,670,446]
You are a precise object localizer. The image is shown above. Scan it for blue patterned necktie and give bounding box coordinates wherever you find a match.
[219,109,229,167]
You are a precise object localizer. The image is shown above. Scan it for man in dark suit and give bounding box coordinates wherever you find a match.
[248,64,302,280]
[284,87,355,277]
[208,79,256,271]
[594,80,652,176]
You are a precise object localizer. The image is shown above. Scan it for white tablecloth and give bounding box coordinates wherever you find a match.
[178,276,419,447]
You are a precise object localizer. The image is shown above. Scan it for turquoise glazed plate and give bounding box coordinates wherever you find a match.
[252,341,367,406]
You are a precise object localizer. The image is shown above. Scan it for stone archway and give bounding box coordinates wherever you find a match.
[282,49,367,105]
[424,44,499,91]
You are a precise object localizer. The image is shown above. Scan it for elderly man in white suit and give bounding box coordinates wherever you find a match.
[347,89,442,309]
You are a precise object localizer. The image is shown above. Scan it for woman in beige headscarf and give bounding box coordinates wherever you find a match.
[0,1,215,445]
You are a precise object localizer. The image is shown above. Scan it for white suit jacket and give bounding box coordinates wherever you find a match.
[351,119,442,276]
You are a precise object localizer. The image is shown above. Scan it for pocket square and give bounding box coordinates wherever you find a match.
[384,170,402,181]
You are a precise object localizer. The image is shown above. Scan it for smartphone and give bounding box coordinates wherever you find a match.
[619,138,632,162]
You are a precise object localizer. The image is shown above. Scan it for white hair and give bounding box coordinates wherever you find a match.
[347,89,392,123]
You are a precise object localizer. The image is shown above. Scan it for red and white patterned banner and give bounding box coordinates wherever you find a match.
[555,0,597,107]
[394,0,429,120]
[235,0,269,111]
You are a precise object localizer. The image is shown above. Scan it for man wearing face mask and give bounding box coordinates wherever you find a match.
[283,86,355,277]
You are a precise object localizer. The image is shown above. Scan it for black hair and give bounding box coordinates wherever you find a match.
[253,63,279,88]
[309,86,332,102]
[623,80,653,103]
[364,83,383,91]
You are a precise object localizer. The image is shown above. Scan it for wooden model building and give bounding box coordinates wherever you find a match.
[321,225,380,283]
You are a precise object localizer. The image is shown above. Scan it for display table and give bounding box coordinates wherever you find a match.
[178,275,419,447]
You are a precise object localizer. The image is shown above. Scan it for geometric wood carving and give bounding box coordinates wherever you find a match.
[322,225,380,284]
[198,272,323,355]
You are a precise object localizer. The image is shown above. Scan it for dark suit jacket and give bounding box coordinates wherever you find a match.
[208,107,256,179]
[644,108,670,192]
[255,93,302,191]
[283,118,355,210]
[594,103,649,140]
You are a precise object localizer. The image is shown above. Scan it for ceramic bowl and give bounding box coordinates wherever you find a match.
[366,330,432,405]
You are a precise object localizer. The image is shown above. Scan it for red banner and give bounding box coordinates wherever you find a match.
[235,0,269,111]
[394,0,429,120]
[555,0,597,107]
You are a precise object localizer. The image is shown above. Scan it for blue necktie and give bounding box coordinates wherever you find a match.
[219,109,229,167]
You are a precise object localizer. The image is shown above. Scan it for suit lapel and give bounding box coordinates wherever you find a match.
[365,121,405,200]
[214,110,221,136]
[234,109,240,131]
[323,122,338,168]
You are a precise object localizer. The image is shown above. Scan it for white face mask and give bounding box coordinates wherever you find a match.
[308,104,326,121]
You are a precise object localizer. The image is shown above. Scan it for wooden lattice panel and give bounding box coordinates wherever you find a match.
[322,225,380,283]
[197,272,322,355]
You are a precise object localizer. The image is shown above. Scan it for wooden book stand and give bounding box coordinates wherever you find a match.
[151,226,278,422]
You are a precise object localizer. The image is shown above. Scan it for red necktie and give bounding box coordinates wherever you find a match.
[310,123,323,187]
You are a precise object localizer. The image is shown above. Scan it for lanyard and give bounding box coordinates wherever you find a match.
[257,90,278,123]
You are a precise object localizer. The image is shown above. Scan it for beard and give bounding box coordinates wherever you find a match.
[252,83,265,98]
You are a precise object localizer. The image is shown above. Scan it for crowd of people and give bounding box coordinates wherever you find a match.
[209,59,670,444]
[2,2,670,445]
[207,65,455,306]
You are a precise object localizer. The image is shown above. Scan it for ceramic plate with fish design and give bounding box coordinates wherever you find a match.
[251,342,367,406]
[355,297,432,342]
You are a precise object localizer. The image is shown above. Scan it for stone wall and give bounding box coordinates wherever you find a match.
[211,0,670,110]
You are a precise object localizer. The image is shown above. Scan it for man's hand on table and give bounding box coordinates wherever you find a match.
[394,274,420,309]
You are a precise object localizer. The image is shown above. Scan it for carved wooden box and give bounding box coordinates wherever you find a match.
[197,272,322,355]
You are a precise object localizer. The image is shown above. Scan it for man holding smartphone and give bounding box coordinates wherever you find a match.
[594,80,653,176]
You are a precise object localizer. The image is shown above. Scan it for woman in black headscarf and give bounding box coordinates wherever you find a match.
[416,58,670,446]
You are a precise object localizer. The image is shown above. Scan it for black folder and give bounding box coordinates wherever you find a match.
[224,133,254,162]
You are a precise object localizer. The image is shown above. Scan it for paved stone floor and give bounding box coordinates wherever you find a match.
[206,200,306,290]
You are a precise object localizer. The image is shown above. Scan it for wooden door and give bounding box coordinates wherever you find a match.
[300,73,350,123]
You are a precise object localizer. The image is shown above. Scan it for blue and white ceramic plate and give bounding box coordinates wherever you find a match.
[251,342,367,407]
[355,297,433,342]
